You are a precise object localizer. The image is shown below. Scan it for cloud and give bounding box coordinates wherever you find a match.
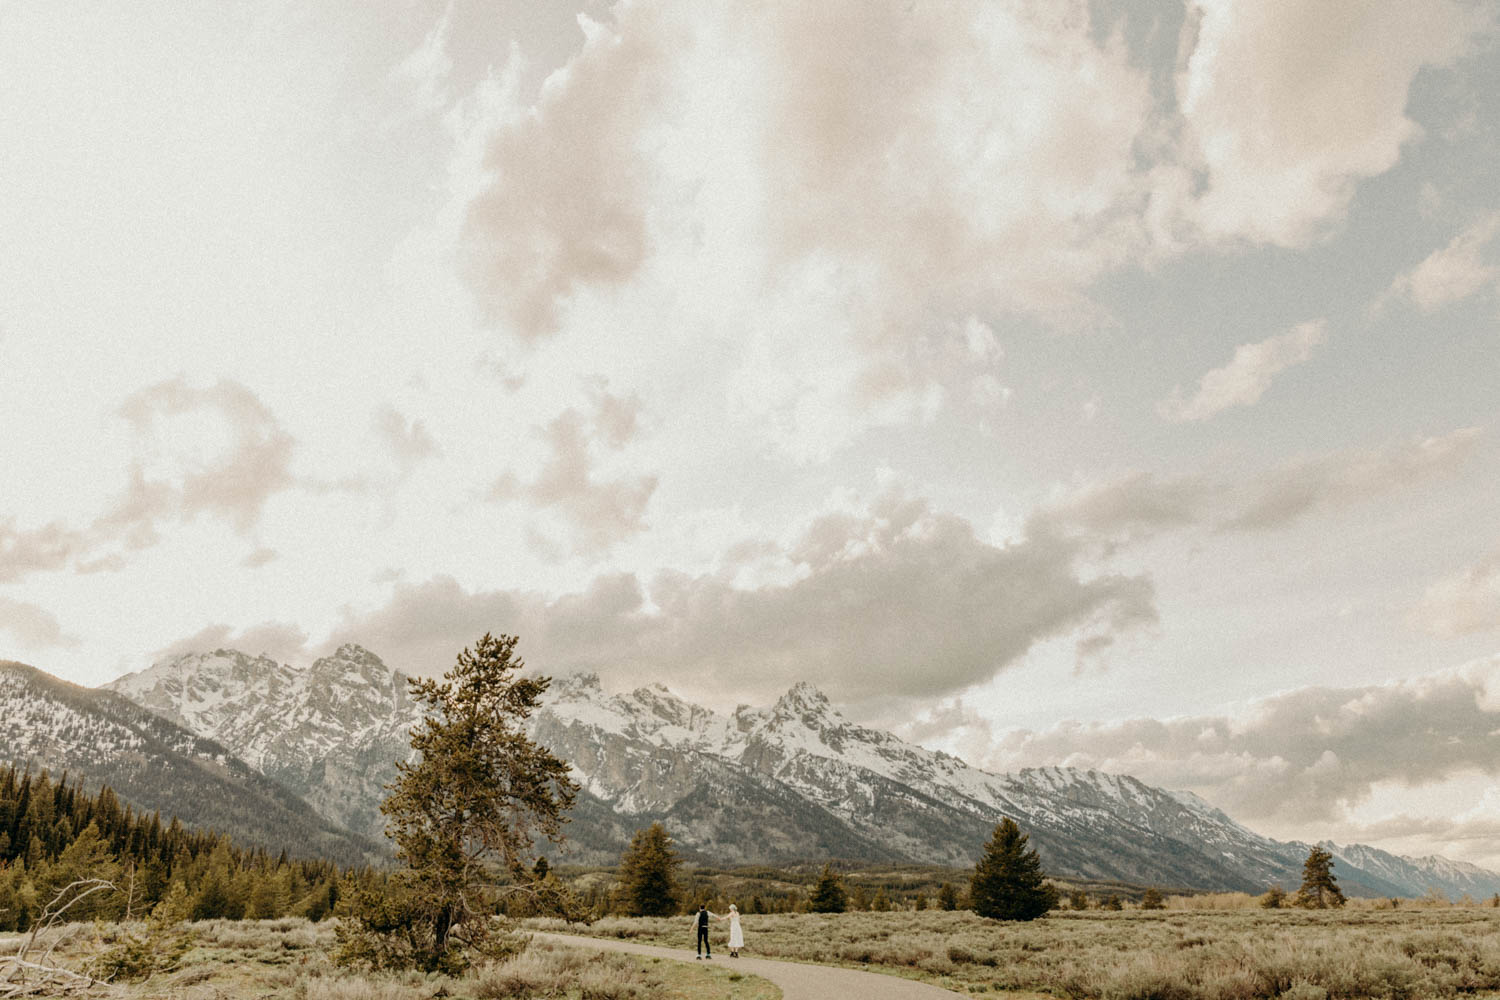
[461,7,672,339]
[109,376,295,534]
[1175,0,1483,245]
[1158,320,1327,422]
[1225,426,1481,530]
[241,546,279,569]
[989,654,1500,824]
[0,596,78,651]
[1387,212,1500,310]
[488,387,656,556]
[1036,426,1482,546]
[0,520,86,583]
[1413,547,1500,637]
[373,404,441,474]
[149,620,311,665]
[329,488,1156,705]
[0,377,299,584]
[457,0,1156,417]
[450,0,1481,458]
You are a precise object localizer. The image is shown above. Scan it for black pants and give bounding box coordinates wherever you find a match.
[696,926,710,955]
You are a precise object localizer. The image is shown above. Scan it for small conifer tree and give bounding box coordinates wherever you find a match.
[969,818,1057,921]
[809,864,848,913]
[1140,887,1165,910]
[1294,846,1345,909]
[1069,889,1089,910]
[937,882,960,911]
[1100,894,1123,911]
[871,887,891,911]
[615,823,682,917]
[1261,884,1287,909]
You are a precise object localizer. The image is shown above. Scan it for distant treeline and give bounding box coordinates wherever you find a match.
[0,767,347,932]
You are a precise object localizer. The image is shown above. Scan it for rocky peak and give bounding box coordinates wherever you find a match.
[331,643,385,666]
[769,681,835,727]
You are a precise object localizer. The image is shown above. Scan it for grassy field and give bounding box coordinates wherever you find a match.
[0,917,780,1000]
[529,907,1500,999]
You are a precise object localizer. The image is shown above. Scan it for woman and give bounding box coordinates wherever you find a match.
[722,903,744,957]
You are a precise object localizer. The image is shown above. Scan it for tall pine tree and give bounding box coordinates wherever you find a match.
[337,634,579,972]
[1295,846,1345,909]
[614,823,681,916]
[970,817,1056,921]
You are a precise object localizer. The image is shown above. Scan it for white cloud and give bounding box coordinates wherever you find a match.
[1175,0,1483,245]
[1158,319,1327,422]
[1413,547,1500,637]
[149,621,310,665]
[1388,213,1500,310]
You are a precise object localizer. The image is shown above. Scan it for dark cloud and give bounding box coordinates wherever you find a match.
[329,489,1155,705]
[0,596,78,651]
[991,656,1500,824]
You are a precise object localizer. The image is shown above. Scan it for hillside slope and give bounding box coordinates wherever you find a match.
[2,659,385,866]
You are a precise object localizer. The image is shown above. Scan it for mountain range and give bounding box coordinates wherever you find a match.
[0,659,383,867]
[91,644,1500,900]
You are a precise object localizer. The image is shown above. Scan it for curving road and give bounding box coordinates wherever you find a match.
[534,932,966,1000]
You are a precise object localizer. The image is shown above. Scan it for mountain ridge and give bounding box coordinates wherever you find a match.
[103,645,1500,898]
[0,659,386,867]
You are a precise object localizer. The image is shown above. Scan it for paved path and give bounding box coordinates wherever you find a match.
[534,932,966,1000]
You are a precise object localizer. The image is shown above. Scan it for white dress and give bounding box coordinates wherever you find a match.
[727,912,744,948]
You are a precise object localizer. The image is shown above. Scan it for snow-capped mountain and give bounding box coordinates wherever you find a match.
[110,644,420,840]
[104,647,1500,898]
[0,659,383,866]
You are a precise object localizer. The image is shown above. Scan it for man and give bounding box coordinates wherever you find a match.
[691,903,718,959]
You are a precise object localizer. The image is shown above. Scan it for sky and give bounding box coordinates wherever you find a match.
[3,0,1500,865]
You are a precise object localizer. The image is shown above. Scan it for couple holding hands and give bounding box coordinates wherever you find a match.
[691,903,744,958]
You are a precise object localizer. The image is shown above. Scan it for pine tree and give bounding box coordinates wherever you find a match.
[1100,894,1123,911]
[336,634,579,972]
[937,882,960,911]
[808,864,847,913]
[1295,846,1345,909]
[1261,884,1287,909]
[870,887,891,912]
[614,823,681,917]
[970,818,1057,921]
[1140,887,1165,910]
[1069,890,1089,911]
[850,885,870,911]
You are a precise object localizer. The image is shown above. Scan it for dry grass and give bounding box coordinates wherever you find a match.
[0,918,781,1000]
[529,906,1500,998]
